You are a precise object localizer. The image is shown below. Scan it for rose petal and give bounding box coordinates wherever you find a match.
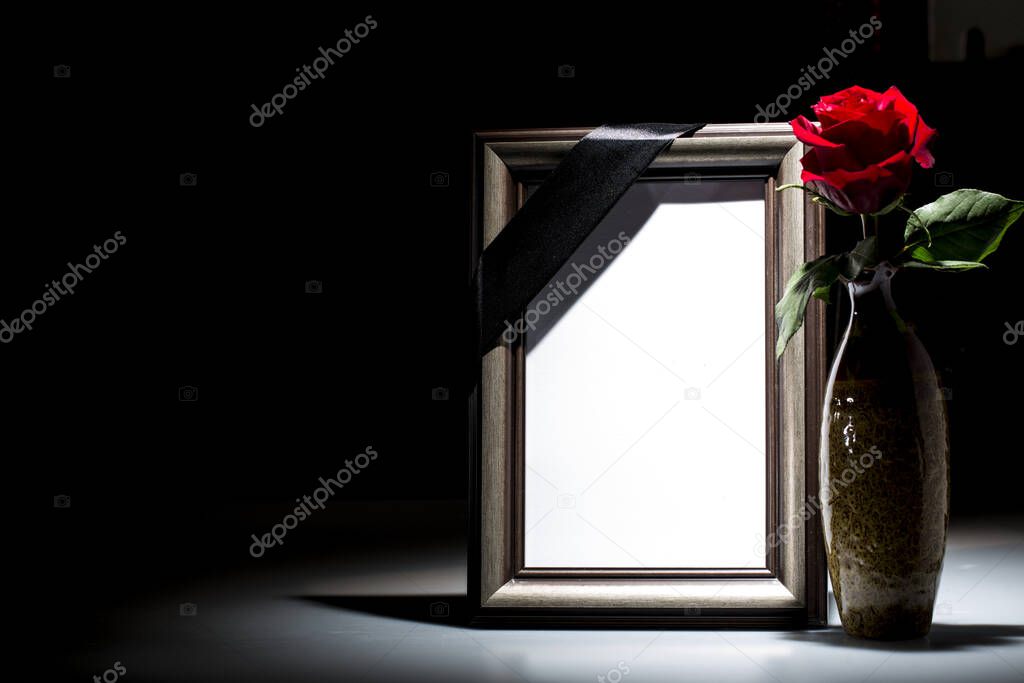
[813,86,887,126]
[814,114,911,166]
[790,116,840,147]
[908,114,937,168]
[882,86,937,167]
[802,151,913,214]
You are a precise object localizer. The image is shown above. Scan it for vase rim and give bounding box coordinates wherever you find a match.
[848,262,896,293]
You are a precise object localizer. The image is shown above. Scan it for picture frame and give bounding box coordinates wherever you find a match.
[469,124,827,627]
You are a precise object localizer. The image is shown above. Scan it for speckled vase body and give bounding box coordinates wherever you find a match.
[820,264,950,639]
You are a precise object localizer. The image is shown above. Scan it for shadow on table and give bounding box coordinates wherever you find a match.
[297,597,1024,648]
[784,623,1024,651]
[296,595,470,627]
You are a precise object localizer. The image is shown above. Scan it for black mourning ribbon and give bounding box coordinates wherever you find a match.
[476,123,706,353]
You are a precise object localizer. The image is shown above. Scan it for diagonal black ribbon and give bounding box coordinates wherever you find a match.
[476,123,705,354]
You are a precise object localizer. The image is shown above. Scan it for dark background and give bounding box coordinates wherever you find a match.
[20,0,1023,672]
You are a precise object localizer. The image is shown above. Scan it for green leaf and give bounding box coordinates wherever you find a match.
[774,183,855,216]
[775,254,843,359]
[903,189,1024,264]
[774,237,878,359]
[776,184,906,217]
[903,212,933,246]
[870,194,906,217]
[811,195,855,217]
[901,259,989,271]
[841,236,879,278]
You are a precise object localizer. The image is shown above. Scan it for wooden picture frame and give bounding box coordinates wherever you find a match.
[469,124,827,627]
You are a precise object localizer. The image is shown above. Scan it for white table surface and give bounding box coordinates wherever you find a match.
[67,504,1023,682]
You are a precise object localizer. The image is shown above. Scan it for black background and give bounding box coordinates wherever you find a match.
[21,1,1023,670]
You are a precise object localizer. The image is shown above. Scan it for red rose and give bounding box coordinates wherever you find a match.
[790,86,936,214]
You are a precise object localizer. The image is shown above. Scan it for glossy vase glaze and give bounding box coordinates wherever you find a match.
[820,263,950,639]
